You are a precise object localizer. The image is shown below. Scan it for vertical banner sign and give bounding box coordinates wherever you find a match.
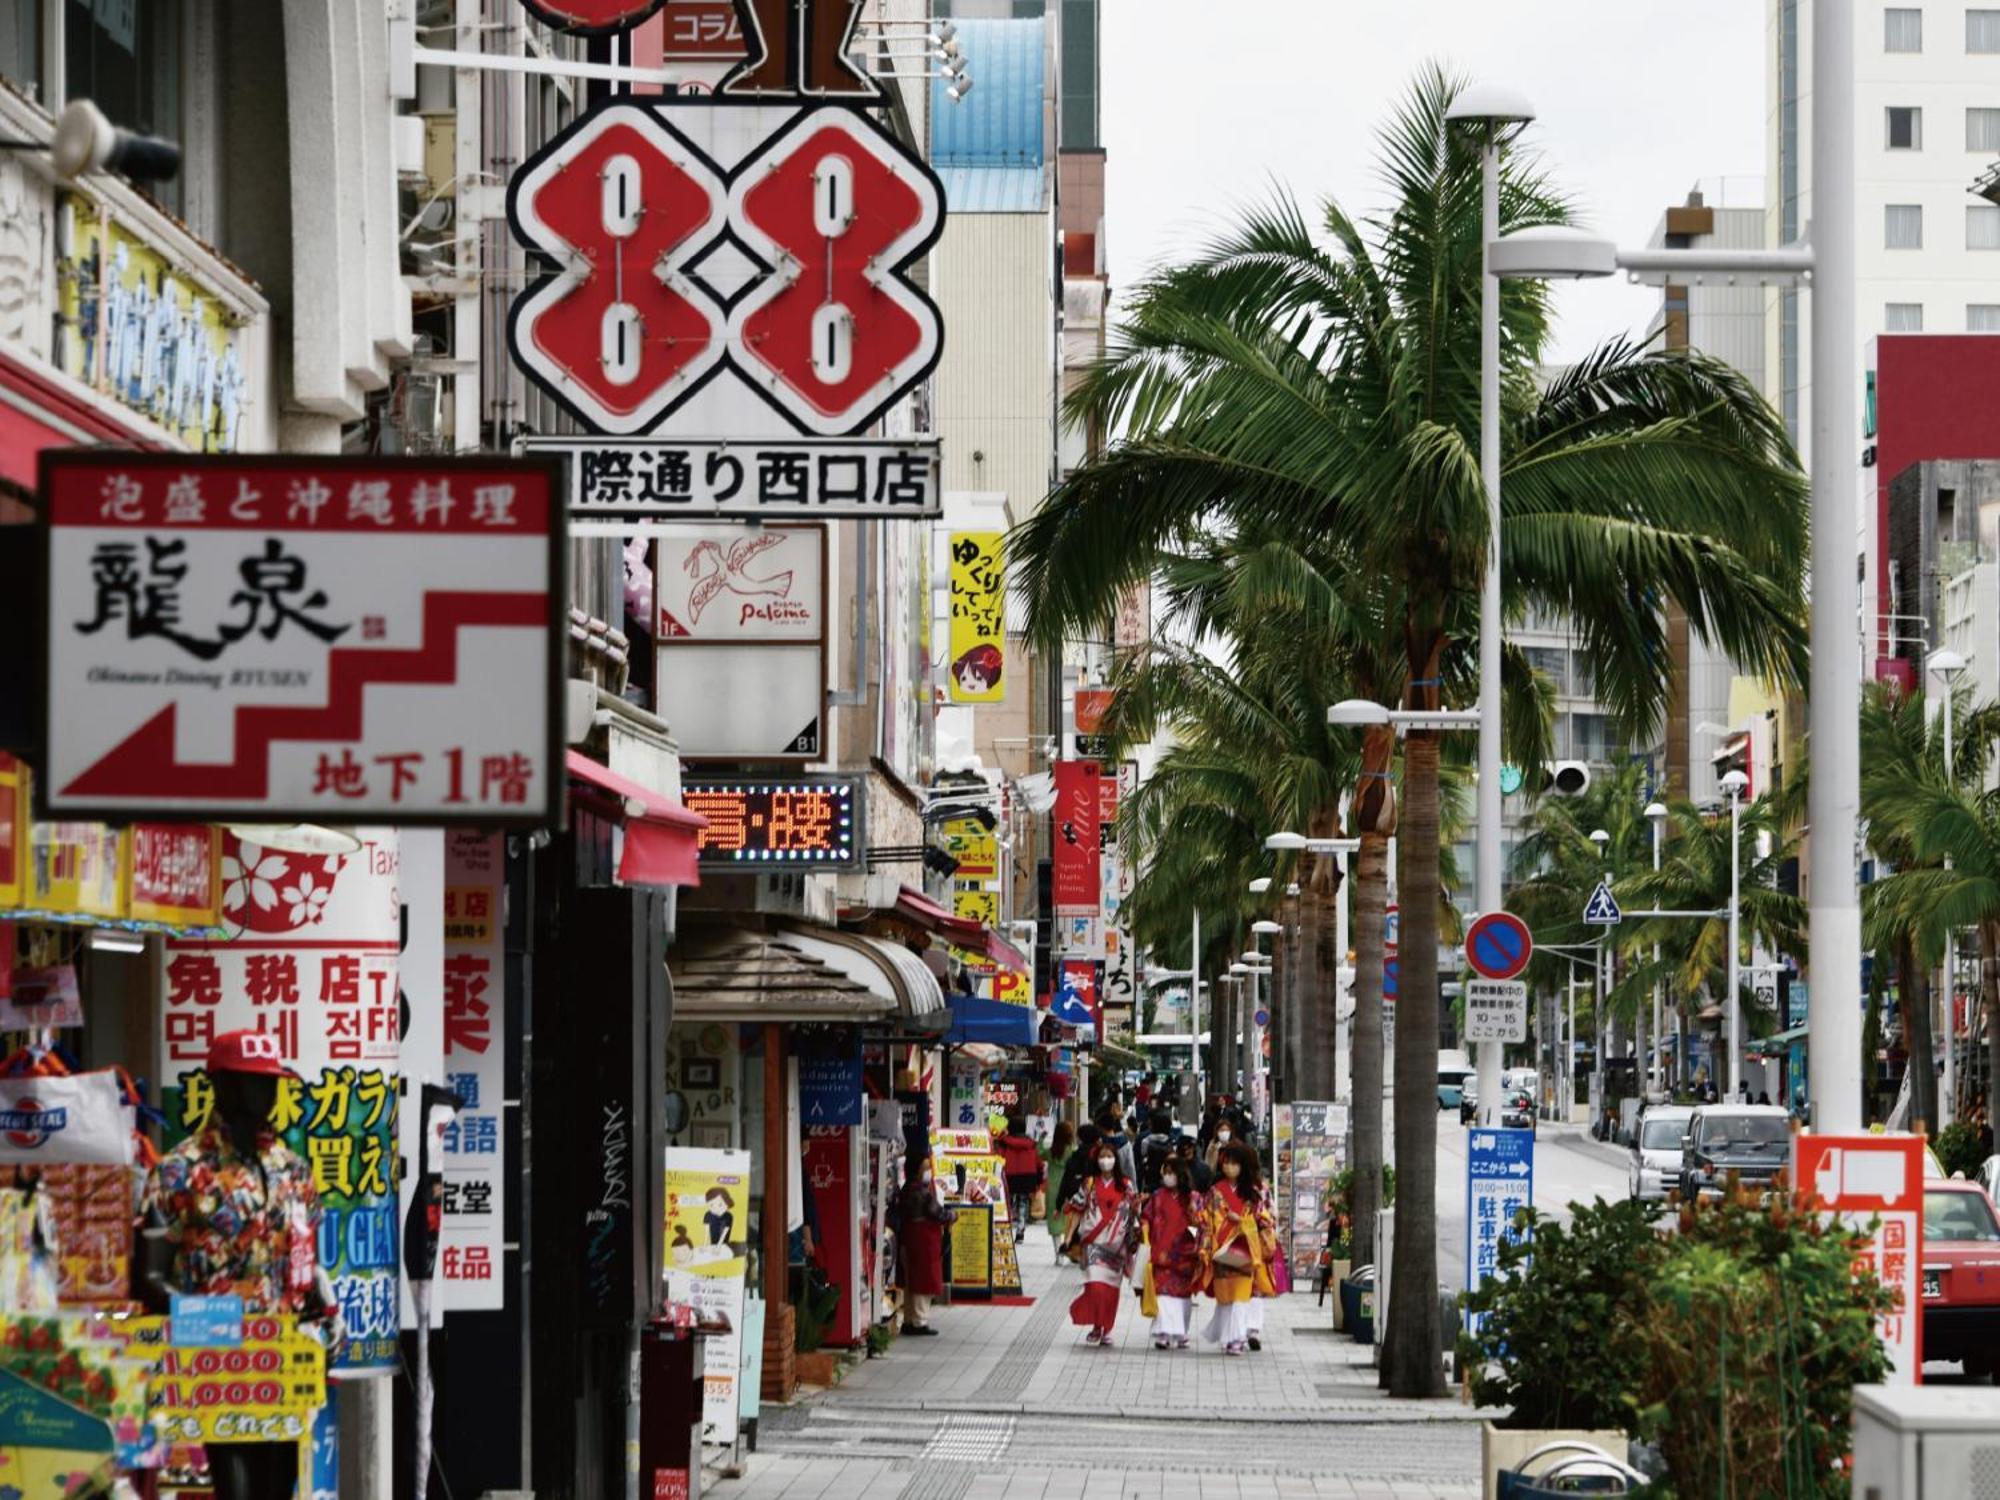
[1051,761,1101,916]
[0,755,22,908]
[1278,1102,1347,1271]
[947,532,1004,703]
[160,831,403,1373]
[1464,1127,1535,1334]
[1796,1133,1924,1382]
[1058,958,1100,1037]
[440,833,506,1311]
[663,1148,753,1446]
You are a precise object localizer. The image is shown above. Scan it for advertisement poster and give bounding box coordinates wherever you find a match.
[159,830,403,1373]
[0,755,21,907]
[439,832,505,1311]
[1276,1102,1347,1271]
[1051,761,1101,916]
[947,532,1004,703]
[663,1148,752,1446]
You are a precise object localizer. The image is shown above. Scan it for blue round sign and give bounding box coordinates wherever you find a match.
[1465,912,1533,982]
[1254,1008,1270,1029]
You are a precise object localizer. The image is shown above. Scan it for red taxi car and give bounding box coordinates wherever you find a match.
[1921,1178,2000,1380]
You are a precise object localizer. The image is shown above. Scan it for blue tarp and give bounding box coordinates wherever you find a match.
[943,994,1039,1047]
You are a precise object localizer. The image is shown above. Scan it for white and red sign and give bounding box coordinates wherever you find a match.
[518,0,669,34]
[39,453,561,825]
[1052,761,1101,917]
[1464,912,1534,982]
[506,100,942,438]
[655,524,823,641]
[439,832,505,1311]
[1796,1133,1925,1382]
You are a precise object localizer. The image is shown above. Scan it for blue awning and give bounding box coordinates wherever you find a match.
[943,995,1039,1047]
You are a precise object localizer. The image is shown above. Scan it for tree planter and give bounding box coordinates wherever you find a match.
[794,1350,841,1388]
[1480,1426,1626,1500]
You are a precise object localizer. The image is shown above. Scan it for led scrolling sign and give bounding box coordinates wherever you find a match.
[682,778,862,870]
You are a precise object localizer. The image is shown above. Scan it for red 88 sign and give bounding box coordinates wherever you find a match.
[507,101,943,438]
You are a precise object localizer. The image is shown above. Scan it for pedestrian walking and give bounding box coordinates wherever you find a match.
[1064,1143,1140,1347]
[1173,1133,1213,1192]
[1054,1123,1102,1218]
[1140,1152,1204,1349]
[1201,1113,1240,1175]
[1095,1108,1138,1184]
[994,1115,1044,1243]
[894,1155,955,1336]
[1045,1120,1077,1255]
[1137,1108,1177,1192]
[1200,1142,1275,1356]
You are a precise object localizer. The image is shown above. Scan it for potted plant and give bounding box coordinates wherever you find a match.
[1457,1197,1655,1499]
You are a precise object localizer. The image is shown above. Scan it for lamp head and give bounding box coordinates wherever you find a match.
[1719,769,1749,797]
[1588,828,1611,848]
[1445,82,1537,130]
[1247,877,1273,894]
[1644,801,1668,822]
[1326,699,1391,728]
[1490,226,1618,281]
[1251,920,1283,935]
[1928,647,1967,681]
[1264,831,1308,851]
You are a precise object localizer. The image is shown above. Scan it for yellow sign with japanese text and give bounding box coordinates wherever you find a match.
[0,756,22,909]
[27,823,126,921]
[947,532,1004,703]
[664,1151,751,1281]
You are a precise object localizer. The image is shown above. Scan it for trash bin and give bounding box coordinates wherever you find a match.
[640,1319,708,1500]
[1339,1265,1376,1345]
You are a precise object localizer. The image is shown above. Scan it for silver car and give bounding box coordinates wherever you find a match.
[1629,1106,1694,1203]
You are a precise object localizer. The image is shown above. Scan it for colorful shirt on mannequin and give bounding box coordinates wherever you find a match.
[141,1127,321,1315]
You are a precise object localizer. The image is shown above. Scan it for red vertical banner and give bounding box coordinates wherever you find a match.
[1052,761,1101,916]
[802,1126,859,1346]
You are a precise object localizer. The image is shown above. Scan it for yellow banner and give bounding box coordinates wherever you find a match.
[948,533,1004,703]
[0,756,21,909]
[664,1155,751,1280]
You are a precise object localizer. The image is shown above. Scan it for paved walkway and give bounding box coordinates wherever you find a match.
[715,1226,1495,1500]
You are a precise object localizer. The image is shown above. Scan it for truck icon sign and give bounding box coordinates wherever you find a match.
[1813,1146,1909,1207]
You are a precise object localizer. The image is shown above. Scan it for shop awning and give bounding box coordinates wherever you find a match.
[0,347,169,492]
[670,930,895,1024]
[941,994,1039,1048]
[889,885,1029,972]
[565,751,708,889]
[779,925,946,1019]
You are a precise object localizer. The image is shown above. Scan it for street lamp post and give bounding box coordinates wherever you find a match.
[1444,85,1536,1133]
[1720,769,1749,1100]
[1932,647,1966,1122]
[1590,828,1611,1120]
[1646,801,1668,1097]
[1264,831,1360,1104]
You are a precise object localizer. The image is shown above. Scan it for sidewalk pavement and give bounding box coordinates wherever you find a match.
[712,1225,1495,1500]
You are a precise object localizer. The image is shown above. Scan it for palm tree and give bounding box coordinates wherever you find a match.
[1863,684,2000,1128]
[1009,70,1808,1396]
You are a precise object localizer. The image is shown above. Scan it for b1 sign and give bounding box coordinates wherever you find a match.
[39,453,562,825]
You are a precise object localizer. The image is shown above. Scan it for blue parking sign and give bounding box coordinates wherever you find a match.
[1465,1128,1535,1328]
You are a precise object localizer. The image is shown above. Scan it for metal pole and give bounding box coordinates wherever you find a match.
[1475,126,1505,1130]
[1651,815,1663,1099]
[1566,977,1577,1121]
[1192,908,1204,1106]
[1808,0,1863,1134]
[1728,787,1743,1101]
[1943,686,1957,1123]
[1335,848,1351,1102]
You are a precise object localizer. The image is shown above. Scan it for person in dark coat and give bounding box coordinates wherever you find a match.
[1055,1124,1103,1215]
[895,1155,955,1335]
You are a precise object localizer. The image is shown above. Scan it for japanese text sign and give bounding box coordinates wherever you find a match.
[947,532,1004,703]
[439,832,506,1310]
[507,100,940,436]
[1464,1128,1534,1332]
[538,437,940,521]
[681,779,860,869]
[1051,761,1101,916]
[39,453,562,826]
[1462,979,1528,1044]
[160,830,404,1373]
[1796,1133,1923,1382]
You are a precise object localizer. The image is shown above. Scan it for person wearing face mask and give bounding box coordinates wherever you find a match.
[1063,1146,1139,1346]
[1199,1142,1276,1356]
[1140,1153,1206,1349]
[1202,1117,1237,1176]
[894,1155,956,1335]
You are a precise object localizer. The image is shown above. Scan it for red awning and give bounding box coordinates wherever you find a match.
[894,886,1029,973]
[0,346,166,491]
[565,751,708,889]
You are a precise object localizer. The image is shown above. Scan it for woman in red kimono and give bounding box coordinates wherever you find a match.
[1199,1141,1276,1355]
[1064,1143,1139,1346]
[1141,1151,1205,1349]
[895,1154,955,1335]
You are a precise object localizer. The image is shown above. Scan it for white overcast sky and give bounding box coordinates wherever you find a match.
[1099,1,1769,364]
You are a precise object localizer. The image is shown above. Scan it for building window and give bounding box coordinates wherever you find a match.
[1888,106,1923,148]
[63,0,185,215]
[1572,714,1623,766]
[1971,304,2000,330]
[1886,302,1925,331]
[1972,8,2000,49]
[1971,108,2000,151]
[0,0,39,100]
[1523,647,1566,690]
[1887,203,1925,247]
[1887,6,1924,49]
[1970,203,2000,248]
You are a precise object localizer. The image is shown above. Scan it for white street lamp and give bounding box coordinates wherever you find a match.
[1252,920,1283,935]
[1720,769,1749,1100]
[1248,877,1273,894]
[1931,647,1967,1122]
[1645,800,1669,1096]
[1327,700,1483,733]
[1265,831,1308,851]
[1475,4,1860,1128]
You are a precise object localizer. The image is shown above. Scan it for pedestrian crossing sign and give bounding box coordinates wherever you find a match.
[1582,880,1622,925]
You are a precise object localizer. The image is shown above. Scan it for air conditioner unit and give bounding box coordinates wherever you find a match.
[1851,1384,2000,1498]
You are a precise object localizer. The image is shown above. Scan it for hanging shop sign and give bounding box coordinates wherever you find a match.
[660,0,748,58]
[38,452,563,826]
[160,830,404,1374]
[128,824,223,927]
[55,198,251,454]
[0,757,21,908]
[681,777,861,870]
[26,821,124,922]
[530,436,941,521]
[652,522,826,760]
[439,833,506,1312]
[517,0,671,33]
[1074,689,1113,737]
[1051,761,1101,917]
[662,1147,752,1446]
[947,532,1005,703]
[507,98,941,437]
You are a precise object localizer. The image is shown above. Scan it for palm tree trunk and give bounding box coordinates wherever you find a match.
[1350,832,1389,1269]
[1384,727,1444,1398]
[1898,936,1937,1134]
[1303,857,1337,1099]
[1292,878,1318,1098]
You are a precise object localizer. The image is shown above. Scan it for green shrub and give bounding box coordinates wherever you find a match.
[1936,1120,1984,1179]
[1457,1195,1658,1431]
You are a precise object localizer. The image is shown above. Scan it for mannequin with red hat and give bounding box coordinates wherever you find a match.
[137,1029,339,1500]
